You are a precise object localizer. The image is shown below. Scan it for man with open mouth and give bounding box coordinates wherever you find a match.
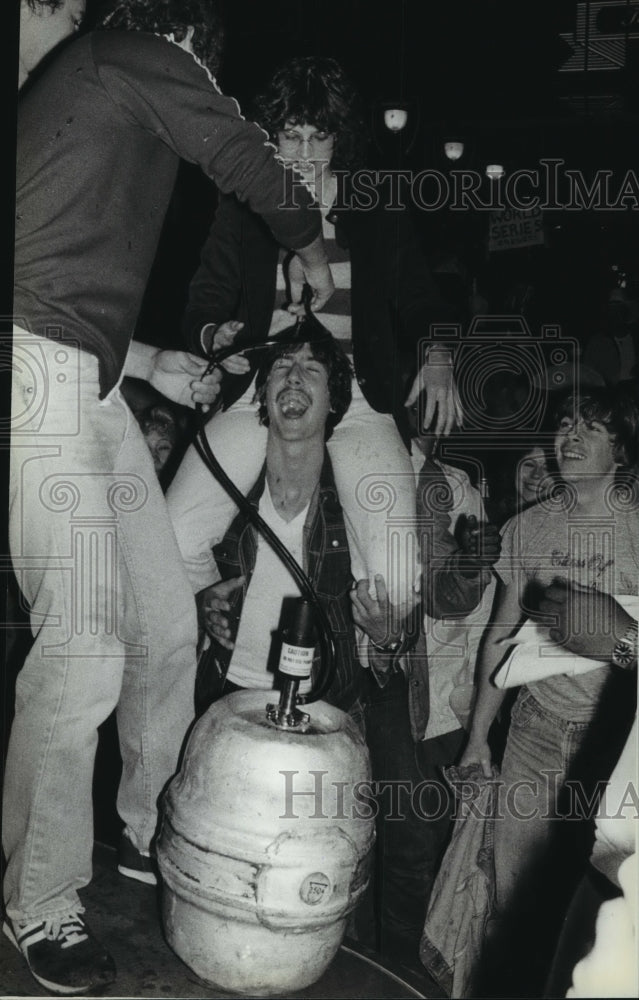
[193,332,406,721]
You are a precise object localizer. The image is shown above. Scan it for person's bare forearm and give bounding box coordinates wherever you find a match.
[462,580,523,768]
[295,231,329,270]
[466,637,510,745]
[459,624,511,778]
[123,340,161,382]
[289,232,334,312]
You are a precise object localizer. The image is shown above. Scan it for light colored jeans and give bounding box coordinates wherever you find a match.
[5,330,197,924]
[475,686,634,997]
[494,687,593,915]
[166,377,418,606]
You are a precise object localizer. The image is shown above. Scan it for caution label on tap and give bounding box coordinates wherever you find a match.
[279,642,314,677]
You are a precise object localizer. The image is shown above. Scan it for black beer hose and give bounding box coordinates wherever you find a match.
[193,329,337,705]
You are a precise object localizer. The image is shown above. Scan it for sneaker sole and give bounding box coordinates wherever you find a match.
[3,920,107,996]
[117,863,157,886]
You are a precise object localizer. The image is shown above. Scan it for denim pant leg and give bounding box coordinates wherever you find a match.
[5,338,132,923]
[5,333,197,922]
[364,671,464,959]
[113,395,198,854]
[493,688,591,919]
[166,380,267,595]
[480,688,592,996]
[327,387,418,610]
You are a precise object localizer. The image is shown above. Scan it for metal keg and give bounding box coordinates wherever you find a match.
[157,690,374,996]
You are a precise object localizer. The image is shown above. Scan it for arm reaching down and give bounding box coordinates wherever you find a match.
[459,579,524,777]
[405,350,464,438]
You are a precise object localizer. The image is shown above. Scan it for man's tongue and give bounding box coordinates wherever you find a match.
[280,392,309,417]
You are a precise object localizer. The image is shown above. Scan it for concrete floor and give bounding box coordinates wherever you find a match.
[0,843,441,999]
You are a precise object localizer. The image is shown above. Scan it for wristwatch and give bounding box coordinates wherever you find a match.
[370,631,409,657]
[611,620,638,670]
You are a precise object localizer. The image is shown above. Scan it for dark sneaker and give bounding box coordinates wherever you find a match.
[3,912,116,996]
[117,833,157,886]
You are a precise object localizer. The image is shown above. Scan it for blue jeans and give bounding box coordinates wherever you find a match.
[362,670,465,962]
[494,687,593,916]
[479,685,633,997]
[5,332,197,924]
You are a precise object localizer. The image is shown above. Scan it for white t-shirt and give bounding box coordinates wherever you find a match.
[495,498,639,722]
[226,482,310,689]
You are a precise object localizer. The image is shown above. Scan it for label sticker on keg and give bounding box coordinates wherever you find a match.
[280,642,313,678]
[300,872,331,905]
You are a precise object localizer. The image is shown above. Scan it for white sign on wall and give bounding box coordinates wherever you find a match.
[488,206,544,252]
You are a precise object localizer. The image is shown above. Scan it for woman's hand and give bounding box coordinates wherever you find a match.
[405,351,464,437]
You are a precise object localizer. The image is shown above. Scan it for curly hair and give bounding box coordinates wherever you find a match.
[254,330,353,440]
[96,0,224,76]
[552,386,639,470]
[251,56,369,171]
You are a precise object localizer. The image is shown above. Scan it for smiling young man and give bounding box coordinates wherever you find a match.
[459,386,639,996]
[195,333,399,715]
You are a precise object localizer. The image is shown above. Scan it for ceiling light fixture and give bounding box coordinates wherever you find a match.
[485,163,505,179]
[444,140,464,160]
[384,108,409,132]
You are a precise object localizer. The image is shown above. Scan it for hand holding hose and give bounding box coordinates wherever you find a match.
[287,235,334,315]
[212,321,250,375]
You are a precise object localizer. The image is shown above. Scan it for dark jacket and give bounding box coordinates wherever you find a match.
[15,31,319,397]
[197,455,363,714]
[183,190,450,447]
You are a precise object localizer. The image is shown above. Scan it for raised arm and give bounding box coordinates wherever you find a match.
[385,207,462,435]
[182,194,247,356]
[96,32,331,295]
